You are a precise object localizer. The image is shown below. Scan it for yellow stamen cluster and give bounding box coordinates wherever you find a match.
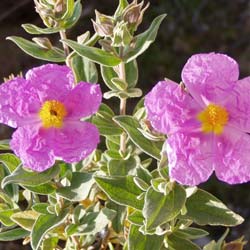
[39,100,67,128]
[197,104,229,135]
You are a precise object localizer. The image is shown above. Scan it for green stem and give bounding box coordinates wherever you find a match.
[59,30,70,56]
[118,60,127,155]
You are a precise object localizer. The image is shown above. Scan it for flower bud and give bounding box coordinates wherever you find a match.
[122,0,149,32]
[92,10,114,37]
[32,37,53,49]
[112,21,133,47]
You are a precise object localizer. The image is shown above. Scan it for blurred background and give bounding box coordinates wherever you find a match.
[0,0,250,249]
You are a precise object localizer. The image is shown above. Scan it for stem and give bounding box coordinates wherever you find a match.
[118,60,127,154]
[59,30,70,56]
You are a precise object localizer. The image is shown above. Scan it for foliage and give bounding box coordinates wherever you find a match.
[0,0,247,249]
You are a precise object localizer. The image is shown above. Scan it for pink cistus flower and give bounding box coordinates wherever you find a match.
[0,64,102,172]
[145,53,250,186]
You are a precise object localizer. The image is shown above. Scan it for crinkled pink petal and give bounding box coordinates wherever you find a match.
[225,77,250,133]
[10,125,55,172]
[167,132,215,186]
[26,64,74,102]
[182,53,239,106]
[0,77,40,128]
[64,82,102,119]
[145,80,200,134]
[215,127,250,184]
[45,121,99,163]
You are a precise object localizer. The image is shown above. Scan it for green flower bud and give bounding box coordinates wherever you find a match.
[92,10,114,37]
[32,37,53,49]
[112,21,133,47]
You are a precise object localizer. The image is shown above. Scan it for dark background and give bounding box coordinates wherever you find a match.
[0,0,250,249]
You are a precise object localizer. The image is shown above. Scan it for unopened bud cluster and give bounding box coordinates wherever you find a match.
[34,0,68,28]
[92,0,149,47]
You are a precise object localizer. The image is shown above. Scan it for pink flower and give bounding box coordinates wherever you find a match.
[0,64,102,172]
[145,53,250,186]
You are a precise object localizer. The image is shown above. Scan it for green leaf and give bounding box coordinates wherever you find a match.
[0,153,21,173]
[7,36,66,62]
[143,184,186,230]
[63,39,122,66]
[2,165,60,188]
[0,209,18,226]
[101,60,138,90]
[62,0,82,29]
[183,189,244,226]
[128,224,164,250]
[95,175,144,210]
[70,53,98,83]
[108,157,137,176]
[57,172,95,201]
[92,105,123,136]
[203,229,229,250]
[23,182,56,194]
[128,210,144,226]
[62,0,75,20]
[113,115,163,160]
[106,201,126,233]
[124,14,167,62]
[0,228,29,241]
[22,24,61,34]
[174,227,209,240]
[41,237,58,250]
[11,210,40,231]
[167,234,201,250]
[0,140,10,150]
[31,210,68,250]
[32,203,50,215]
[114,0,129,18]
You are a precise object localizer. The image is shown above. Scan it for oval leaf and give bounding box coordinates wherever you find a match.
[95,175,144,210]
[182,189,244,226]
[0,228,29,241]
[143,184,186,230]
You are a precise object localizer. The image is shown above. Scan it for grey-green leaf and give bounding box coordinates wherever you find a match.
[31,210,68,250]
[7,36,66,62]
[167,234,201,250]
[57,172,95,201]
[0,228,29,241]
[0,153,21,173]
[143,184,186,230]
[95,175,144,210]
[70,53,98,83]
[174,227,209,240]
[63,39,122,66]
[113,115,163,160]
[183,189,244,226]
[2,165,60,188]
[22,24,61,34]
[128,224,164,250]
[124,14,166,62]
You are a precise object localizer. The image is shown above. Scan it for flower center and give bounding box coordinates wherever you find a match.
[39,100,67,128]
[197,104,229,135]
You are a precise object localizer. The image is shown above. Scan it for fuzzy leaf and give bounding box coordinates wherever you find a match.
[183,189,244,226]
[174,227,209,240]
[0,153,21,173]
[128,224,164,250]
[167,234,201,250]
[95,175,144,210]
[113,115,163,160]
[63,39,122,66]
[0,228,29,241]
[57,172,94,201]
[143,184,186,230]
[22,24,61,34]
[7,36,66,62]
[124,14,166,62]
[2,165,60,188]
[31,210,68,250]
